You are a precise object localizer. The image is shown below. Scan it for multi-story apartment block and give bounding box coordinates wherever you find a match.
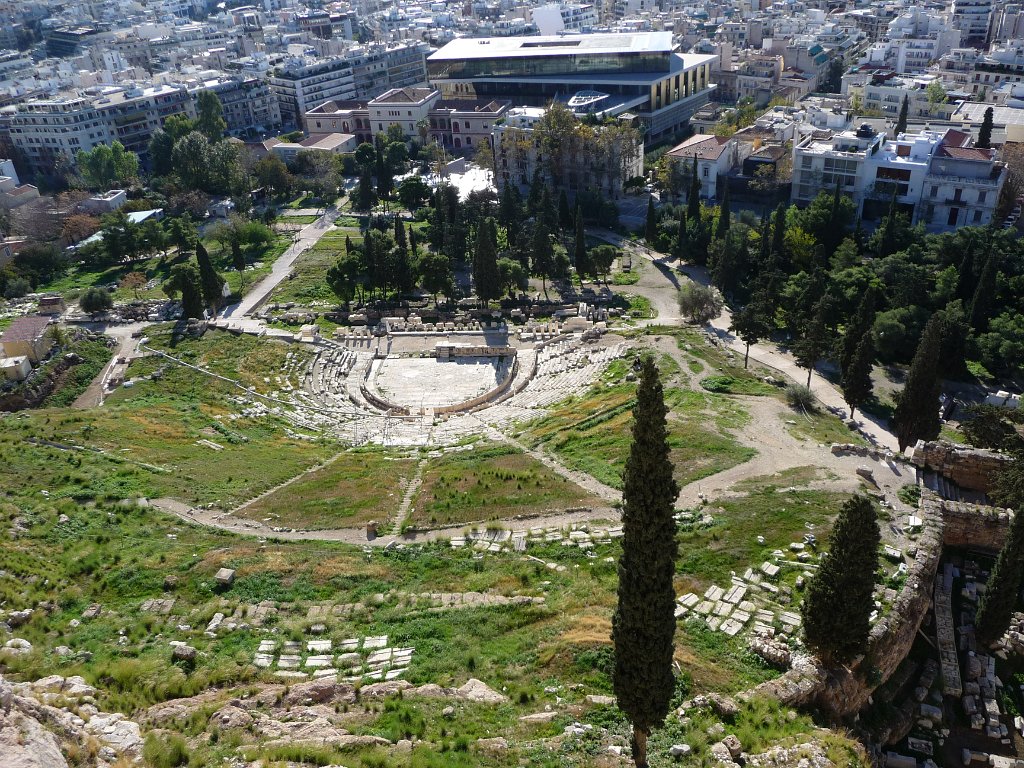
[862,74,959,121]
[427,32,716,141]
[190,75,281,137]
[791,124,1006,230]
[532,3,597,35]
[345,41,430,102]
[860,8,962,74]
[936,41,1024,97]
[5,83,194,175]
[269,56,357,129]
[952,0,995,45]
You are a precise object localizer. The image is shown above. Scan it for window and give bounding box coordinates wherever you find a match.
[931,185,938,198]
[953,188,963,202]
[973,209,983,223]
[702,167,708,178]
[801,155,812,168]
[979,190,987,204]
[948,207,959,226]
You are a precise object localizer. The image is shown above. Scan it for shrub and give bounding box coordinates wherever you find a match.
[677,282,724,324]
[785,384,817,412]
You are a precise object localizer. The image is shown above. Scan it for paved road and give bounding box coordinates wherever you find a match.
[221,205,340,319]
[71,322,149,408]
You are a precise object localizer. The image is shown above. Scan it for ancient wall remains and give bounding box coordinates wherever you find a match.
[911,441,1011,493]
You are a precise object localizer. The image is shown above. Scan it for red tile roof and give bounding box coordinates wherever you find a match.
[0,315,50,343]
[666,134,732,161]
[936,145,994,161]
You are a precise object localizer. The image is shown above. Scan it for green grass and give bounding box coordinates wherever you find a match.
[611,270,640,286]
[268,229,361,306]
[523,381,755,491]
[241,450,415,529]
[410,443,603,527]
[701,374,778,396]
[785,408,865,445]
[278,214,319,224]
[39,335,112,408]
[676,488,846,591]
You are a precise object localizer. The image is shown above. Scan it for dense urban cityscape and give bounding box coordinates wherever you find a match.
[0,0,1024,766]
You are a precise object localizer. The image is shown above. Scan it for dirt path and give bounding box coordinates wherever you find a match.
[71,323,148,408]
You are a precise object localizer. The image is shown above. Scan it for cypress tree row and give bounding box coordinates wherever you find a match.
[975,505,1024,647]
[473,217,501,306]
[613,356,679,768]
[676,209,688,260]
[574,206,591,281]
[893,313,944,452]
[894,95,909,137]
[800,495,881,664]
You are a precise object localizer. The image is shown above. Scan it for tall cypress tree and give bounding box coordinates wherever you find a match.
[394,217,408,258]
[687,161,700,222]
[473,217,501,306]
[558,188,573,233]
[644,197,658,245]
[969,253,998,332]
[715,182,730,239]
[676,209,688,259]
[977,106,994,149]
[793,294,834,388]
[894,95,909,137]
[893,313,944,452]
[841,330,875,419]
[801,495,880,664]
[771,202,787,267]
[574,206,590,280]
[195,241,225,314]
[613,356,679,768]
[975,506,1024,646]
[499,181,524,243]
[840,285,878,374]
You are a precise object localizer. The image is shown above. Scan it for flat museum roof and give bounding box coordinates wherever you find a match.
[428,32,674,61]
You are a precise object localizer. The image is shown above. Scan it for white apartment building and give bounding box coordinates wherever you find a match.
[268,56,357,128]
[860,9,961,74]
[5,83,194,175]
[936,41,1024,97]
[188,75,281,137]
[532,3,597,35]
[952,0,994,44]
[791,124,1006,231]
[862,75,959,121]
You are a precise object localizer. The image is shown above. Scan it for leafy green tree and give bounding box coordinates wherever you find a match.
[397,175,430,211]
[327,251,366,304]
[79,286,113,317]
[417,250,454,305]
[195,242,226,312]
[497,256,527,296]
[976,502,1024,646]
[254,154,292,197]
[893,313,944,451]
[677,282,723,324]
[196,90,227,142]
[894,95,908,137]
[991,453,1024,511]
[163,262,204,319]
[167,215,197,255]
[961,405,1024,452]
[841,330,875,418]
[612,356,679,768]
[977,107,994,149]
[148,130,176,177]
[801,495,880,664]
[76,141,139,189]
[172,132,211,191]
[589,244,618,284]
